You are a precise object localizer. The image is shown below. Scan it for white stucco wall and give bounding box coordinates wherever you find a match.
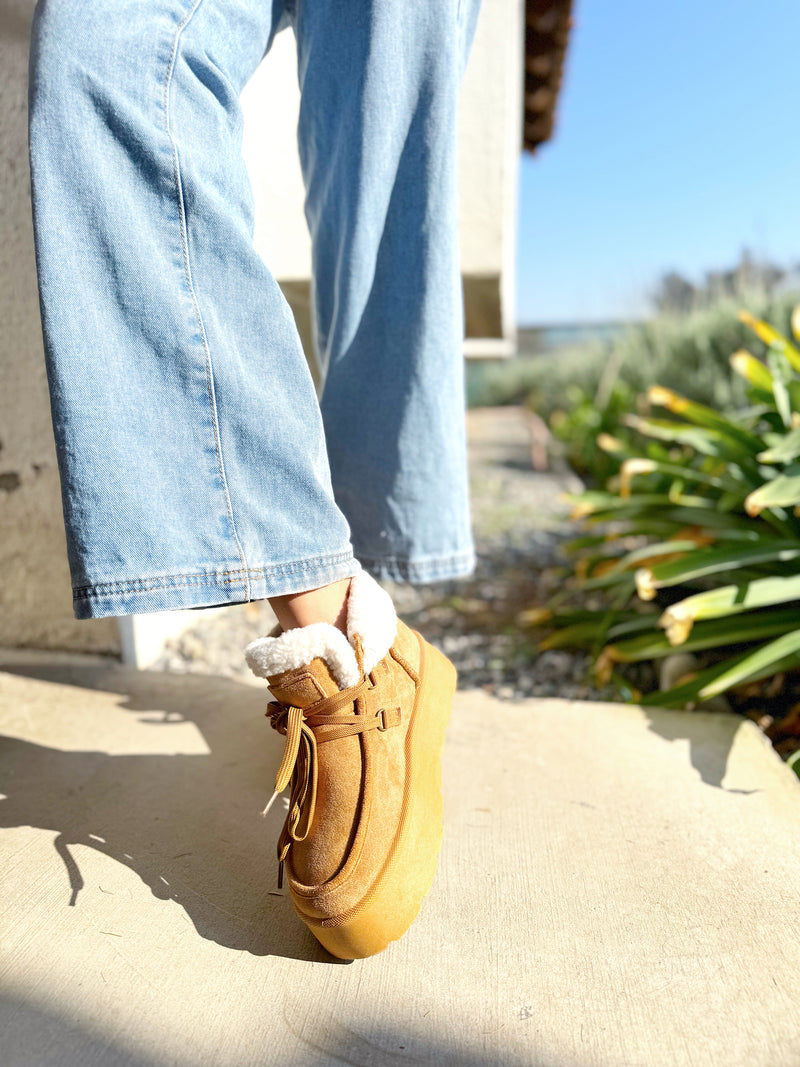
[0,0,522,657]
[458,0,523,345]
[0,0,120,653]
[242,0,523,339]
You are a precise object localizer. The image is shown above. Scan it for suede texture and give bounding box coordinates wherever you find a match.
[265,618,448,928]
[267,658,362,884]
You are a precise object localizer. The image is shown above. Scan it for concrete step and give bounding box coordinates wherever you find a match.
[1,652,799,1066]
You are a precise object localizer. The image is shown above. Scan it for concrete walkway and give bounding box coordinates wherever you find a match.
[1,651,799,1066]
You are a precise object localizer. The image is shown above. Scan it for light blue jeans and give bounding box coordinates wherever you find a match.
[28,0,481,619]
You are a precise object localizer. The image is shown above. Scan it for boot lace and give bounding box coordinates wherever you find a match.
[261,640,400,887]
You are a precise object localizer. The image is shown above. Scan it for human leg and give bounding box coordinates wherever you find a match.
[294,0,482,584]
[29,0,483,958]
[240,0,483,958]
[270,576,351,632]
[28,0,359,619]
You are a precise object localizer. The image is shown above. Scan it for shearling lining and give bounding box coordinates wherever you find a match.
[244,570,397,689]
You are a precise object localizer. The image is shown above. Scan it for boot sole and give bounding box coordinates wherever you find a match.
[299,636,456,959]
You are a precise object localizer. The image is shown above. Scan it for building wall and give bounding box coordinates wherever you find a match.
[0,1,119,653]
[0,0,522,655]
[242,1,523,345]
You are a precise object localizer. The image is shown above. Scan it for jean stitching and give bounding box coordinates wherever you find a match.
[162,0,251,601]
[358,549,475,567]
[72,550,357,598]
[357,551,475,581]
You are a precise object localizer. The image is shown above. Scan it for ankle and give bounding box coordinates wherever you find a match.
[269,578,352,635]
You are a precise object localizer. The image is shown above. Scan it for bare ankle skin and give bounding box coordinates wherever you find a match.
[269,578,352,634]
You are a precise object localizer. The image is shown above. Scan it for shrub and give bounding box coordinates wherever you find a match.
[538,309,800,728]
[545,292,800,484]
[467,291,800,416]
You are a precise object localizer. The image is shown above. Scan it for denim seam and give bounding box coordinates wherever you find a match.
[358,549,475,567]
[162,0,251,601]
[72,550,356,599]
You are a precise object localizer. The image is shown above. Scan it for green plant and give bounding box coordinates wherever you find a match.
[467,291,799,417]
[540,310,800,715]
[547,380,637,484]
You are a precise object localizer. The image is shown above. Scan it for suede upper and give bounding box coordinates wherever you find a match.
[255,595,457,959]
[265,619,424,914]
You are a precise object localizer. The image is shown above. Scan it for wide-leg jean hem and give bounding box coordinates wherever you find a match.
[360,549,476,585]
[72,551,362,620]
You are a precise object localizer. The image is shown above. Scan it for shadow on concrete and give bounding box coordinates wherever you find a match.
[0,994,157,1067]
[641,704,760,794]
[0,0,37,43]
[0,989,575,1067]
[0,659,348,963]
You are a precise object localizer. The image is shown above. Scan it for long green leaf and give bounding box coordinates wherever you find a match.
[561,533,615,553]
[745,475,800,516]
[698,629,800,697]
[767,349,793,429]
[620,458,746,496]
[740,310,800,373]
[605,608,800,662]
[527,607,639,627]
[605,539,702,574]
[623,522,758,542]
[758,428,800,464]
[730,349,773,390]
[605,614,664,641]
[622,416,738,456]
[566,491,714,515]
[539,621,614,650]
[638,645,800,707]
[624,415,764,479]
[581,571,638,592]
[659,575,800,642]
[585,505,760,531]
[641,541,800,588]
[647,387,765,452]
[637,651,753,707]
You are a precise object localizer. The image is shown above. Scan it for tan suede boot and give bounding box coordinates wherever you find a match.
[245,572,456,959]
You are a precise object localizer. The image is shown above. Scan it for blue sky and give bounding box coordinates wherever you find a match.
[516,0,800,325]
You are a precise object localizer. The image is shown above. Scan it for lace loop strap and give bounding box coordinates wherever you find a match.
[262,669,402,882]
